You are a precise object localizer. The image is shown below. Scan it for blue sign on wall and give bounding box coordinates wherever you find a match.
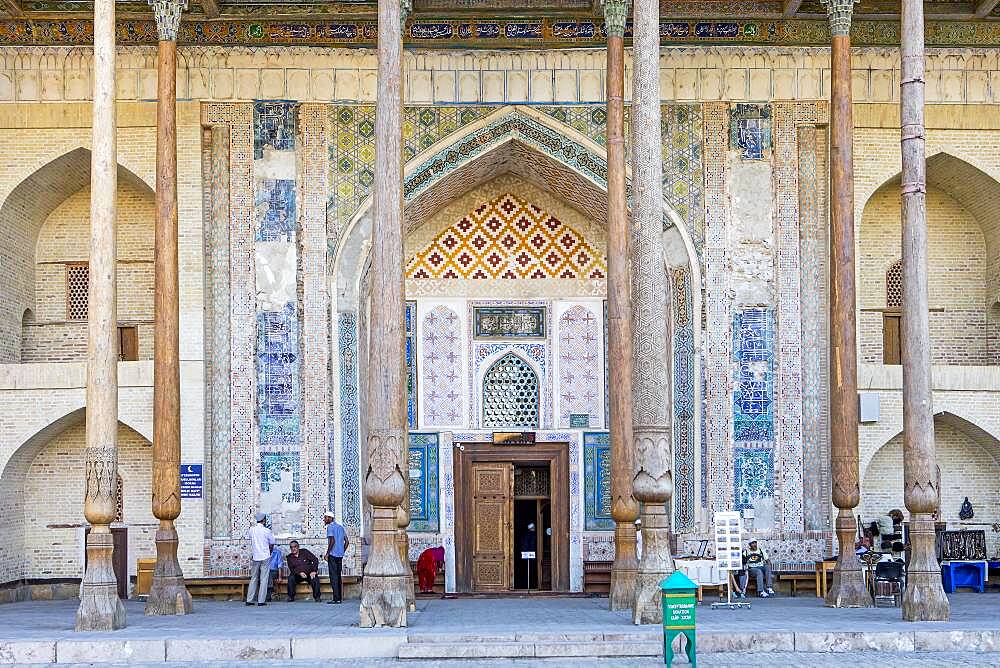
[180,464,203,499]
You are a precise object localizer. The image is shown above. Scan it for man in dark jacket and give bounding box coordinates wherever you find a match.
[285,540,322,602]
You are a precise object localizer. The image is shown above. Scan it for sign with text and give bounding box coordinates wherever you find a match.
[180,464,203,499]
[713,511,743,571]
[493,431,536,446]
[474,306,545,339]
[569,413,590,428]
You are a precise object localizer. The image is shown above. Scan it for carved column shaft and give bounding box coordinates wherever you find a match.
[899,0,949,622]
[360,0,409,629]
[146,0,193,617]
[604,0,640,613]
[629,0,674,625]
[76,0,126,632]
[823,0,870,609]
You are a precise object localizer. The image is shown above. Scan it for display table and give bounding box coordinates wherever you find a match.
[674,559,725,601]
[941,560,987,593]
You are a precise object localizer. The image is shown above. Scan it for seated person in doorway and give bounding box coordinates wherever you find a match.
[266,542,284,603]
[285,540,322,602]
[740,540,775,598]
[416,546,445,594]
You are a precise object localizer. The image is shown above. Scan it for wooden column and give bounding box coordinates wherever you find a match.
[76,0,126,632]
[630,0,674,625]
[603,0,639,613]
[359,0,409,629]
[899,0,949,622]
[822,0,870,608]
[145,0,193,617]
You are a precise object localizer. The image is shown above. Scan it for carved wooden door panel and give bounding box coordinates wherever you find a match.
[471,462,512,592]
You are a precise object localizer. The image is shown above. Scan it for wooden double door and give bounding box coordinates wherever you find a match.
[454,442,569,593]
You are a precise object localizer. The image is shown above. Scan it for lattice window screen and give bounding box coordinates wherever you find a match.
[482,352,539,428]
[66,263,89,320]
[886,260,903,309]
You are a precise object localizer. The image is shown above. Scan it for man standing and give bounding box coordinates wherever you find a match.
[324,511,349,604]
[266,543,284,602]
[740,539,775,598]
[285,540,322,602]
[246,512,275,606]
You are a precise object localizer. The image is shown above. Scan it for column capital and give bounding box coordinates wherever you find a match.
[602,0,630,38]
[820,0,858,36]
[148,0,187,42]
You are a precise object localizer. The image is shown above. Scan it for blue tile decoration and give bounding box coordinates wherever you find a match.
[408,433,440,533]
[338,312,360,530]
[255,179,297,242]
[406,301,417,429]
[671,267,696,530]
[730,103,772,161]
[583,431,613,531]
[733,446,774,511]
[256,303,301,447]
[254,100,296,159]
[260,452,301,503]
[732,308,775,442]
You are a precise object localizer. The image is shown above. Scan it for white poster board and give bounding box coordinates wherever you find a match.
[713,511,744,571]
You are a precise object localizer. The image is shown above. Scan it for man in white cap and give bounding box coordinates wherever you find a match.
[246,512,275,606]
[324,511,349,604]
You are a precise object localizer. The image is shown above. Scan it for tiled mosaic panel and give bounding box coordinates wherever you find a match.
[733,446,775,511]
[327,105,494,241]
[253,101,303,536]
[481,352,540,428]
[730,103,773,161]
[732,308,775,443]
[255,179,296,242]
[338,311,361,530]
[406,192,606,280]
[671,267,696,530]
[421,305,465,426]
[408,432,440,533]
[583,432,613,531]
[256,304,301,447]
[328,104,703,256]
[557,305,602,427]
[406,300,417,429]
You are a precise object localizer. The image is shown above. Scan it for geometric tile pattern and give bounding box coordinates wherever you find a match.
[406,301,417,428]
[733,446,775,511]
[481,352,540,429]
[732,308,775,443]
[406,193,607,280]
[671,267,696,530]
[661,105,705,251]
[557,304,602,427]
[421,305,464,427]
[583,431,613,530]
[408,432,440,533]
[472,338,549,430]
[338,311,360,531]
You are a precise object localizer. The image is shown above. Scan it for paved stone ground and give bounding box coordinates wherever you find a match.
[36,653,1000,667]
[0,592,995,640]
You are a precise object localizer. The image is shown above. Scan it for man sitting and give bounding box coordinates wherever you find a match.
[285,540,322,602]
[740,540,775,598]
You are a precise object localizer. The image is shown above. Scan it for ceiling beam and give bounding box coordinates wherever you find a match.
[201,0,220,19]
[2,0,23,18]
[782,0,803,18]
[975,0,1000,18]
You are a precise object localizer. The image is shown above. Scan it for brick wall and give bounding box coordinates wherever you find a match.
[861,421,1000,557]
[21,182,155,363]
[859,184,989,365]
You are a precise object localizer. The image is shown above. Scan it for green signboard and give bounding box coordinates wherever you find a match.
[661,571,697,666]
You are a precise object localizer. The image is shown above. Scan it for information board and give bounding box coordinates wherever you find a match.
[180,464,203,499]
[713,511,743,571]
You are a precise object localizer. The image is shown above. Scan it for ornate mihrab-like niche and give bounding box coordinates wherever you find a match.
[406,193,606,280]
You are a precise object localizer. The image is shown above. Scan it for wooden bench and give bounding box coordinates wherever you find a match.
[583,561,611,595]
[185,577,248,601]
[776,572,817,597]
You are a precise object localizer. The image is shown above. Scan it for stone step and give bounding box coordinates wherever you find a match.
[397,639,662,659]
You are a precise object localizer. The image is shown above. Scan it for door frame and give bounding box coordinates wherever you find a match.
[454,441,569,593]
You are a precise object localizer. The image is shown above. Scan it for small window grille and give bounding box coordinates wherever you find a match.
[482,352,539,428]
[886,260,903,309]
[66,263,89,321]
[114,474,123,523]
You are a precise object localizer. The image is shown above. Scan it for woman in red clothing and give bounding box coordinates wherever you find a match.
[416,546,445,593]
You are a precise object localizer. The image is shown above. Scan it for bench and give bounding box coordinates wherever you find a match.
[185,574,361,601]
[776,572,817,597]
[583,561,611,595]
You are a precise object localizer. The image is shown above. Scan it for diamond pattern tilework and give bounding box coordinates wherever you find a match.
[421,305,465,427]
[406,193,607,281]
[661,105,705,250]
[557,304,602,427]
